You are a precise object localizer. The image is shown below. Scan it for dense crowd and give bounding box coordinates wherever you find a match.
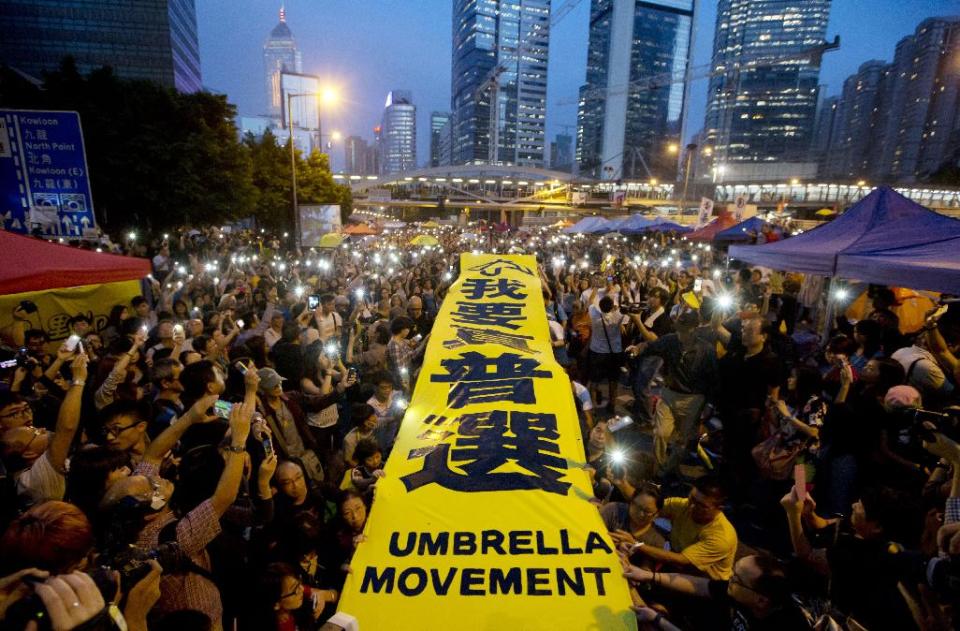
[0,223,957,631]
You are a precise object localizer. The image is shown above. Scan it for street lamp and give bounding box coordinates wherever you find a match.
[667,143,679,155]
[680,143,698,216]
[286,87,339,250]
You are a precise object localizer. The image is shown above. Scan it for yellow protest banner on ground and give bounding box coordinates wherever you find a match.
[337,254,636,630]
[0,280,142,349]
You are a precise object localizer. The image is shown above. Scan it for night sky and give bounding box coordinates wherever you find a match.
[197,0,953,172]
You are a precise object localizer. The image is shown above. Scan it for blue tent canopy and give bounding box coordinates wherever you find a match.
[645,219,693,233]
[838,238,960,295]
[564,217,604,234]
[715,216,765,243]
[729,187,960,293]
[584,217,613,233]
[619,215,655,234]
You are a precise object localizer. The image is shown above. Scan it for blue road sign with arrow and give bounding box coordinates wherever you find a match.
[0,109,97,237]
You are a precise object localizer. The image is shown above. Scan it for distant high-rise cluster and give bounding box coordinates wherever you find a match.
[576,0,694,180]
[0,0,201,92]
[816,17,960,183]
[344,135,380,175]
[704,0,832,165]
[449,0,551,168]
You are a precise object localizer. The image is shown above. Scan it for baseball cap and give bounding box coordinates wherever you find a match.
[257,368,286,392]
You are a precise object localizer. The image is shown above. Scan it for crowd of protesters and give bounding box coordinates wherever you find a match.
[0,223,957,631]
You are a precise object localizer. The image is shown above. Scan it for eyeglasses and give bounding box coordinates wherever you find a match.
[0,405,32,420]
[280,580,303,600]
[104,421,139,439]
[730,571,763,595]
[277,473,304,487]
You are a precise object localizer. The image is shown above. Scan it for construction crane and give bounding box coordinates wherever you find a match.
[473,0,586,164]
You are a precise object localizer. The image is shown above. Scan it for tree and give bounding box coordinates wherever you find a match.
[296,149,353,224]
[245,129,292,231]
[0,59,256,234]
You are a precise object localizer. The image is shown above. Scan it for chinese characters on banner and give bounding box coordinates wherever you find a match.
[337,254,636,630]
[0,110,97,237]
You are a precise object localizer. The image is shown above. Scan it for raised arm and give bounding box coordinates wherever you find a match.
[47,353,88,473]
[142,393,219,465]
[211,400,253,516]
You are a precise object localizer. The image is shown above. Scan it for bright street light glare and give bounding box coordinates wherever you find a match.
[320,87,338,104]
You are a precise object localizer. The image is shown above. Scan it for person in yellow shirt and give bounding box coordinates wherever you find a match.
[624,476,737,580]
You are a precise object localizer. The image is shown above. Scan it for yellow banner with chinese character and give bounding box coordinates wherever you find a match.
[0,280,142,352]
[337,254,636,630]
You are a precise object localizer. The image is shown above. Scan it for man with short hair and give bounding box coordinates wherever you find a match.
[1,353,87,506]
[629,311,717,478]
[150,358,184,438]
[131,296,157,330]
[406,295,434,338]
[587,294,628,413]
[625,554,807,630]
[366,371,402,452]
[313,294,342,343]
[625,476,737,580]
[264,312,285,349]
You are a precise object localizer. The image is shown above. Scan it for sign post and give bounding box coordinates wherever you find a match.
[0,110,96,237]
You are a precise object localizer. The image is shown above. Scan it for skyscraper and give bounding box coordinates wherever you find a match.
[704,0,832,165]
[344,136,367,175]
[430,112,451,167]
[379,91,417,175]
[264,5,302,119]
[813,16,960,184]
[872,17,960,183]
[576,0,694,180]
[0,0,201,92]
[820,60,887,179]
[450,0,551,167]
[550,133,573,171]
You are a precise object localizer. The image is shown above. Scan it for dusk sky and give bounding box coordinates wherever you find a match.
[197,0,953,172]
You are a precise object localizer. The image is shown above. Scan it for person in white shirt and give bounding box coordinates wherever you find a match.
[587,294,628,412]
[264,312,285,349]
[313,294,343,343]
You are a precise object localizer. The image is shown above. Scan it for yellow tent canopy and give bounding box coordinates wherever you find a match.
[420,220,440,229]
[815,208,836,216]
[318,233,347,248]
[409,234,439,246]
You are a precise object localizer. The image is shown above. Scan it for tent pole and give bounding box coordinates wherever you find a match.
[820,276,836,342]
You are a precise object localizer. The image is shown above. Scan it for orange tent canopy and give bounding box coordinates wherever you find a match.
[344,223,378,236]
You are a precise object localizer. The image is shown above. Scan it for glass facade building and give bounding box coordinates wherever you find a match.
[0,0,201,92]
[379,90,417,175]
[430,111,451,167]
[264,7,302,119]
[451,0,550,167]
[704,0,831,164]
[576,0,693,180]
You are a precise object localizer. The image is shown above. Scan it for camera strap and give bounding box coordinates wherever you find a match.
[600,317,616,354]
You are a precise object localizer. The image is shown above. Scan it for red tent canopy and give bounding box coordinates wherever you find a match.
[0,231,151,295]
[687,212,738,242]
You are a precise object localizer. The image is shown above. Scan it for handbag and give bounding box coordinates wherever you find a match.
[751,431,806,480]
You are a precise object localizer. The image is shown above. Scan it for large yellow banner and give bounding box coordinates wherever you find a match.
[0,280,142,350]
[337,254,636,630]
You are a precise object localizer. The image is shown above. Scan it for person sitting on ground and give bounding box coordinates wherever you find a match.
[601,481,666,566]
[624,476,737,580]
